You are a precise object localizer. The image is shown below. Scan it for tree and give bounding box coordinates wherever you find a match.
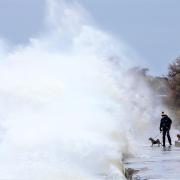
[168,57,180,105]
[167,56,180,124]
[168,57,180,78]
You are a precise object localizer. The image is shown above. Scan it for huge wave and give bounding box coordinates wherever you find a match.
[0,0,163,179]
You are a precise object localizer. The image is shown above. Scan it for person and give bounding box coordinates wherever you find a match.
[160,112,172,147]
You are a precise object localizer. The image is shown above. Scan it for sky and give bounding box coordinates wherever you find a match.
[0,0,180,75]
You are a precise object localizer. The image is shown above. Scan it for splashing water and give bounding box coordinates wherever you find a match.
[0,0,164,179]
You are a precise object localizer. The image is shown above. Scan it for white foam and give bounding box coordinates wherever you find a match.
[0,0,163,179]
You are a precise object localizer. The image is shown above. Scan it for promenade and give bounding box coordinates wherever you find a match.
[124,145,180,179]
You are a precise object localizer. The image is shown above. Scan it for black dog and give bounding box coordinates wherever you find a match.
[149,138,162,146]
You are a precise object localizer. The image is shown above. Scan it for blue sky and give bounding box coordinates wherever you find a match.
[0,0,180,75]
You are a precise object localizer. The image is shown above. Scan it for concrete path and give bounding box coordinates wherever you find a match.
[124,145,180,180]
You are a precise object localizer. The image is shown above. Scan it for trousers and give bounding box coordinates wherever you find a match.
[162,129,171,146]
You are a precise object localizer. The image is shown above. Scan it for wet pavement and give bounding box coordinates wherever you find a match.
[124,145,180,180]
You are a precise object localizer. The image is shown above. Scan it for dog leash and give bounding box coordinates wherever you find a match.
[153,132,162,139]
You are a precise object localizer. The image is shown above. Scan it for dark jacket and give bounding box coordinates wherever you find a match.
[160,115,172,131]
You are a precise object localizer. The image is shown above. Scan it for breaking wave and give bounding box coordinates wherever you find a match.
[0,0,163,179]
